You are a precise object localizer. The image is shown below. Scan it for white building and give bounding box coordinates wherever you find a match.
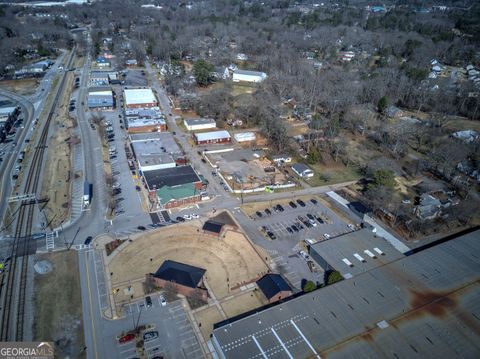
[234,132,256,142]
[183,118,216,131]
[272,154,292,164]
[124,88,158,108]
[291,163,314,178]
[232,69,267,83]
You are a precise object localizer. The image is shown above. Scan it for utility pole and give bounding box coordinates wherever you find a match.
[67,226,81,250]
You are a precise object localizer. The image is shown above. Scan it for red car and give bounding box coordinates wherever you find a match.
[119,334,135,344]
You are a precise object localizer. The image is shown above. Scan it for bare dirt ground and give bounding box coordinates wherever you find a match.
[0,78,39,95]
[33,251,85,358]
[40,72,76,229]
[107,222,271,304]
[194,306,224,341]
[221,290,265,318]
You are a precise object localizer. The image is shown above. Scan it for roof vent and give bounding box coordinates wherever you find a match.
[377,320,389,329]
[353,253,366,263]
[342,258,354,267]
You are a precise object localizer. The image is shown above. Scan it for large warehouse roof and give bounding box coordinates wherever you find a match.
[212,229,480,359]
[124,88,157,106]
[310,228,404,277]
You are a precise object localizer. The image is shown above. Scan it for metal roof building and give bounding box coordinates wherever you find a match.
[124,88,158,108]
[232,69,267,83]
[184,118,216,131]
[212,229,480,359]
[309,228,404,278]
[87,88,114,109]
[130,133,180,172]
[194,130,231,145]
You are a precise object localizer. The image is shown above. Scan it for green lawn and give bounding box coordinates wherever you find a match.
[307,163,362,186]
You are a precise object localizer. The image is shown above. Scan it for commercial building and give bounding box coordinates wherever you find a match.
[233,132,256,143]
[308,228,403,278]
[291,163,314,178]
[125,107,167,133]
[0,106,19,124]
[149,260,208,301]
[183,118,216,131]
[232,69,267,83]
[194,130,231,145]
[256,274,292,303]
[89,71,112,87]
[143,165,203,209]
[124,88,158,108]
[130,132,182,172]
[212,229,480,359]
[87,87,114,110]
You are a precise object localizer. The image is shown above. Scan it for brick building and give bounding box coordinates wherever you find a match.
[150,260,208,301]
[256,273,292,303]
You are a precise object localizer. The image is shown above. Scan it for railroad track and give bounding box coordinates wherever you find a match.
[0,48,76,341]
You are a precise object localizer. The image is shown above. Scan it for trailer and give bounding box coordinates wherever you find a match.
[83,181,92,207]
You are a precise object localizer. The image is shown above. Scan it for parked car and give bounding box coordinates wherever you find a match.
[112,182,120,189]
[286,227,293,234]
[304,238,316,246]
[306,213,315,220]
[137,226,147,231]
[160,295,167,306]
[267,231,276,240]
[135,185,141,191]
[347,224,356,230]
[309,219,317,227]
[291,225,298,232]
[183,214,192,220]
[323,233,331,239]
[299,250,309,260]
[191,214,199,219]
[276,204,284,212]
[310,198,318,205]
[145,296,152,307]
[113,188,122,195]
[119,334,135,344]
[297,199,306,207]
[143,331,158,342]
[84,236,93,245]
[289,201,297,208]
[264,208,272,215]
[256,211,263,218]
[176,216,185,222]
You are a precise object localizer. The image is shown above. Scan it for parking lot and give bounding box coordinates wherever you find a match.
[240,196,357,290]
[89,92,150,228]
[252,197,355,242]
[111,297,203,359]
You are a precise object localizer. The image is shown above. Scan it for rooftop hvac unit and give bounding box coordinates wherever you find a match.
[353,253,366,263]
[364,250,377,258]
[342,258,354,267]
[373,247,385,256]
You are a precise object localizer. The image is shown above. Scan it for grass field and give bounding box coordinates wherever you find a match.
[33,251,85,358]
[308,162,362,187]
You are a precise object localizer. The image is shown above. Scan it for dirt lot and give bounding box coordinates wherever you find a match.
[33,251,85,358]
[194,306,224,341]
[107,222,271,303]
[40,72,76,228]
[0,78,39,95]
[221,290,266,317]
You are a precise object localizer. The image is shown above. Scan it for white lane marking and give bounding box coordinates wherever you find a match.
[251,335,268,359]
[290,319,321,358]
[271,327,293,359]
